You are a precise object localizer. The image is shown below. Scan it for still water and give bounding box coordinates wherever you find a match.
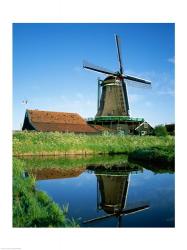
[30,156,175,227]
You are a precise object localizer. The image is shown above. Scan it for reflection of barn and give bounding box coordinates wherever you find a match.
[22,109,111,134]
[31,167,85,180]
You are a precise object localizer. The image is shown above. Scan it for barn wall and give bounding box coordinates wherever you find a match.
[22,113,36,131]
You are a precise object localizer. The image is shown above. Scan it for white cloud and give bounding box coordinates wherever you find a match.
[157,89,174,96]
[128,94,143,103]
[51,93,97,118]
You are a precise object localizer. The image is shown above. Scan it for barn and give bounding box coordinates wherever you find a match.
[22,109,110,134]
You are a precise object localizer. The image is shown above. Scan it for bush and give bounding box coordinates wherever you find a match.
[154,125,168,137]
[128,146,174,167]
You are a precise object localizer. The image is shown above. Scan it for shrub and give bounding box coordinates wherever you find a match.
[128,145,174,167]
[154,125,168,137]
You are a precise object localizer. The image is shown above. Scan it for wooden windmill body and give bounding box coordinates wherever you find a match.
[97,76,128,117]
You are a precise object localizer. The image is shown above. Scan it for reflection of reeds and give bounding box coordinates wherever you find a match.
[15,154,129,170]
[62,203,69,215]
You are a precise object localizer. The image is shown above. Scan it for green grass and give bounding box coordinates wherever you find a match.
[128,145,174,169]
[13,158,79,227]
[13,131,175,157]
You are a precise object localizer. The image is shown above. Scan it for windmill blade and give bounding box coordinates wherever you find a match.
[83,213,117,224]
[124,74,151,85]
[83,60,117,76]
[117,214,123,227]
[122,204,150,215]
[115,34,124,74]
[125,79,152,89]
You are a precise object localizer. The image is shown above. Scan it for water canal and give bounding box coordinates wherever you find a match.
[21,155,175,227]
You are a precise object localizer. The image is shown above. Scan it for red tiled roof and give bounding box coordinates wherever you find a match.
[28,110,87,125]
[31,122,97,133]
[26,110,97,133]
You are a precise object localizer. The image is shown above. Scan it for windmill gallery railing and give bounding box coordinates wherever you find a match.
[86,116,144,122]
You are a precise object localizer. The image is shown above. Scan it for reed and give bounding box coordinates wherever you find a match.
[13,131,174,157]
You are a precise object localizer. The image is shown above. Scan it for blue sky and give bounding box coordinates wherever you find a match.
[13,23,174,129]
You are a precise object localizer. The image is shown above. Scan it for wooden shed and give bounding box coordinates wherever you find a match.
[22,109,104,133]
[165,123,175,135]
[135,121,153,135]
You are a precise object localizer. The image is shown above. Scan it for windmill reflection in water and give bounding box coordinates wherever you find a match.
[84,166,150,227]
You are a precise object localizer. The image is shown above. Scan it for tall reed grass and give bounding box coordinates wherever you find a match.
[13,131,175,156]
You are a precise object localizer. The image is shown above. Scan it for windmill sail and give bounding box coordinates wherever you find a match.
[115,34,124,74]
[124,74,151,84]
[83,60,116,76]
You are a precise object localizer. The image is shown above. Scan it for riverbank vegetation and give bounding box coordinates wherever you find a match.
[13,131,174,158]
[128,145,174,167]
[154,124,169,137]
[13,158,79,227]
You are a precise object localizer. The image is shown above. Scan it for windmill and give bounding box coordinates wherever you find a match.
[83,34,151,117]
[83,168,150,227]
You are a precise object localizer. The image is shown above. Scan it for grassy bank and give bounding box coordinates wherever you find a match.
[13,158,78,227]
[128,145,174,168]
[13,131,174,157]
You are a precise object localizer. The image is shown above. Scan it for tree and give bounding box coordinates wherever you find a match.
[154,125,168,136]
